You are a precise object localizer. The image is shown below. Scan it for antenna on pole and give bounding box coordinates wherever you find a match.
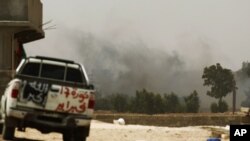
[41,20,57,30]
[43,25,57,30]
[232,87,238,115]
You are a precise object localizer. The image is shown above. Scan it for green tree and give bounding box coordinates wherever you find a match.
[144,91,155,114]
[153,93,165,114]
[202,63,236,112]
[218,100,228,112]
[210,100,228,113]
[110,93,129,112]
[163,92,180,113]
[131,89,165,114]
[131,89,148,113]
[184,90,200,113]
[210,102,218,113]
[95,93,112,111]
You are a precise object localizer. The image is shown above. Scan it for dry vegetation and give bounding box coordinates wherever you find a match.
[94,112,250,127]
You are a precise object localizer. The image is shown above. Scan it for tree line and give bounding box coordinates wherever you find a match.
[95,89,200,114]
[95,62,247,114]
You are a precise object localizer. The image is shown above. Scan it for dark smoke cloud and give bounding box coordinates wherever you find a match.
[61,29,216,109]
[233,70,250,108]
[74,32,182,93]
[25,0,250,110]
[28,27,245,109]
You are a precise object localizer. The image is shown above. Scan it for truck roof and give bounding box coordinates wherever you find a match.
[34,56,75,64]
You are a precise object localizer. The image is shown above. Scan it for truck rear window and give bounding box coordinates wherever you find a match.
[20,62,85,84]
[66,67,83,83]
[20,63,40,77]
[41,64,65,80]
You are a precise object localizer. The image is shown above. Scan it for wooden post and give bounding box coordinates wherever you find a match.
[233,89,236,115]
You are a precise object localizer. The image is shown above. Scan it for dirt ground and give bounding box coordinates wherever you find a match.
[0,120,228,141]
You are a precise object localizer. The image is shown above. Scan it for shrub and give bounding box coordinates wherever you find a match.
[184,90,200,113]
[218,100,228,113]
[211,102,218,113]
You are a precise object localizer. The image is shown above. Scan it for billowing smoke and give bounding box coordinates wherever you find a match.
[234,68,250,108]
[25,0,250,110]
[54,29,218,109]
[78,36,186,94]
[26,28,249,109]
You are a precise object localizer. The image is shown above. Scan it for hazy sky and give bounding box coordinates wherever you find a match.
[24,0,250,107]
[26,0,250,71]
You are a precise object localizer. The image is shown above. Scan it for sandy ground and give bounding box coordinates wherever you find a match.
[87,120,212,141]
[0,120,228,141]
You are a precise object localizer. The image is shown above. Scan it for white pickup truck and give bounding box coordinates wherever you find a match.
[1,56,95,141]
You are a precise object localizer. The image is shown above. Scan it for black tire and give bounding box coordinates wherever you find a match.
[63,132,74,141]
[63,129,87,141]
[2,123,15,140]
[0,122,3,133]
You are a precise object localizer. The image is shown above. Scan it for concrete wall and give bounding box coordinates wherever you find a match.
[0,32,13,95]
[0,0,28,21]
[0,0,43,95]
[28,0,43,29]
[0,32,12,70]
[0,0,43,71]
[0,0,43,30]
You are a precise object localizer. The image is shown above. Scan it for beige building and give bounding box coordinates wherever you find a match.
[0,0,44,94]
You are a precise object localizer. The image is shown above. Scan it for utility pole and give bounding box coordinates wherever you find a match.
[232,88,237,115]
